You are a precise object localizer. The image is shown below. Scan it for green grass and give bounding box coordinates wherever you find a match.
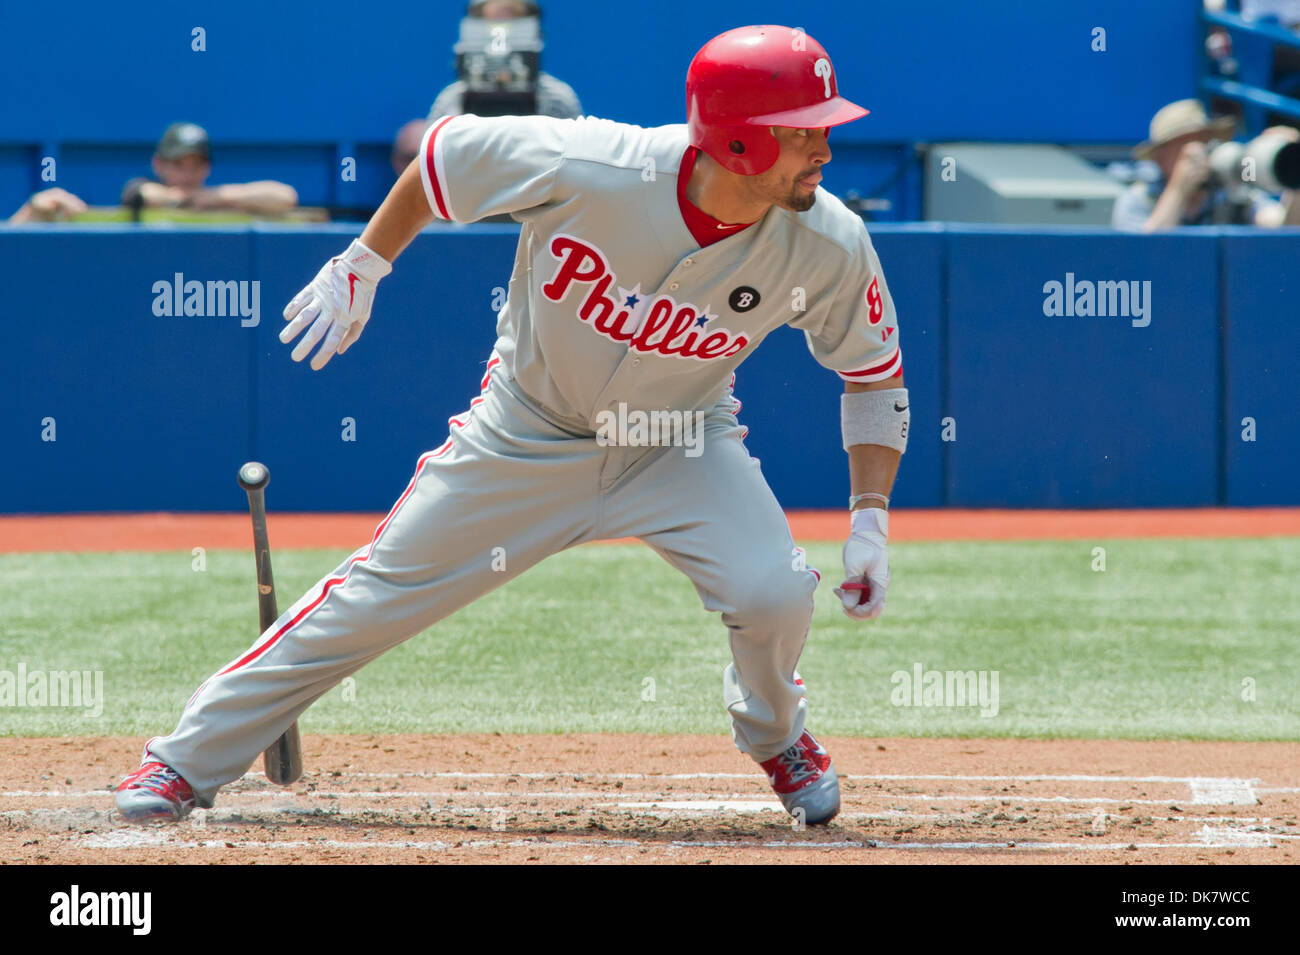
[1,539,1297,740]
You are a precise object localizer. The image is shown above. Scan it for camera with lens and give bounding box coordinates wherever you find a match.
[455,13,543,116]
[1206,132,1300,222]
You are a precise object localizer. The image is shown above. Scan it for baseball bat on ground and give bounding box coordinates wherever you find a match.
[237,461,304,786]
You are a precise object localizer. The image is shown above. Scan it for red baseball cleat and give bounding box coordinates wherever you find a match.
[114,760,196,823]
[758,730,841,825]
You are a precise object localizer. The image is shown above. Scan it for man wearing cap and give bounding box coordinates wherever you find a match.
[122,122,299,216]
[1112,99,1300,231]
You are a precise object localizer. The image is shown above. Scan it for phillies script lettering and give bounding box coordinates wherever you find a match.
[541,235,749,361]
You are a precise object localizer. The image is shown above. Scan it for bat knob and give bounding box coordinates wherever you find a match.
[238,461,270,491]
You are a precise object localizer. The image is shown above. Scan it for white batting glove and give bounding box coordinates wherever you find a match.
[281,240,392,371]
[833,507,890,620]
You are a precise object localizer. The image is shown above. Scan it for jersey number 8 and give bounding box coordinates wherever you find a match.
[865,276,884,326]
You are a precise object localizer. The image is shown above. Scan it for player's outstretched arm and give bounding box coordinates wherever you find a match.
[279,160,434,370]
[836,376,905,621]
[360,159,436,262]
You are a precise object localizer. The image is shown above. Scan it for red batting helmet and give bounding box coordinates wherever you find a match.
[686,25,868,176]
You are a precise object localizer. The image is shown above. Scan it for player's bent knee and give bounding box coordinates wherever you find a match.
[726,564,817,633]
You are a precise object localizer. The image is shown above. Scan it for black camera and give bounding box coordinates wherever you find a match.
[455,14,543,116]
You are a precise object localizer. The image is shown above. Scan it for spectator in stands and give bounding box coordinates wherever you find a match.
[391,119,428,178]
[121,123,298,216]
[427,1,583,122]
[1112,99,1300,230]
[8,187,88,223]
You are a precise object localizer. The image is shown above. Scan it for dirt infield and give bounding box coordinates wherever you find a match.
[3,508,1300,552]
[7,512,1296,865]
[2,736,1295,865]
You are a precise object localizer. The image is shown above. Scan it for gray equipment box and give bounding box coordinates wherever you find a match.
[924,143,1123,225]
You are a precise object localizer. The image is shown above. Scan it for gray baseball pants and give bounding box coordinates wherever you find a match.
[150,363,819,806]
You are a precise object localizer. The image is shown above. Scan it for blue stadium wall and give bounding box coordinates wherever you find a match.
[0,0,1199,219]
[1,224,1294,513]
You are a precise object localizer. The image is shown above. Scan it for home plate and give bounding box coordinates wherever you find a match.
[618,800,784,813]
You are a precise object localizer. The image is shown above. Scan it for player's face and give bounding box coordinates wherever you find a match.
[749,126,832,213]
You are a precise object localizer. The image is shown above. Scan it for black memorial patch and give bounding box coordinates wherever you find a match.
[728,286,761,312]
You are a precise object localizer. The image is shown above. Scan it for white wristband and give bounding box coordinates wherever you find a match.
[842,387,910,453]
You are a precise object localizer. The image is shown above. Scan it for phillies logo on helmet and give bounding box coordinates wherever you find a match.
[814,58,833,98]
[541,235,750,362]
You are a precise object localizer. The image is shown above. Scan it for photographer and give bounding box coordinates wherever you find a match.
[1113,99,1300,231]
[427,1,583,121]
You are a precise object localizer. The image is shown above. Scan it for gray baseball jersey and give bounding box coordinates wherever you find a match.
[144,115,904,805]
[418,113,904,431]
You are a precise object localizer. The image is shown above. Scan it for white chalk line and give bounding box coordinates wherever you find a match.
[9,778,1289,803]
[872,795,1227,805]
[78,828,1292,853]
[7,774,1291,802]
[0,789,810,801]
[6,806,1296,833]
[252,771,1276,785]
[1197,826,1275,848]
[1190,778,1258,806]
[10,774,1284,799]
[0,790,1258,807]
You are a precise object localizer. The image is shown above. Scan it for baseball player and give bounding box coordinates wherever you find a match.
[114,25,909,828]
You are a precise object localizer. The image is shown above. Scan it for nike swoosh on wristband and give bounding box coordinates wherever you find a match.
[894,402,908,412]
[348,273,359,309]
